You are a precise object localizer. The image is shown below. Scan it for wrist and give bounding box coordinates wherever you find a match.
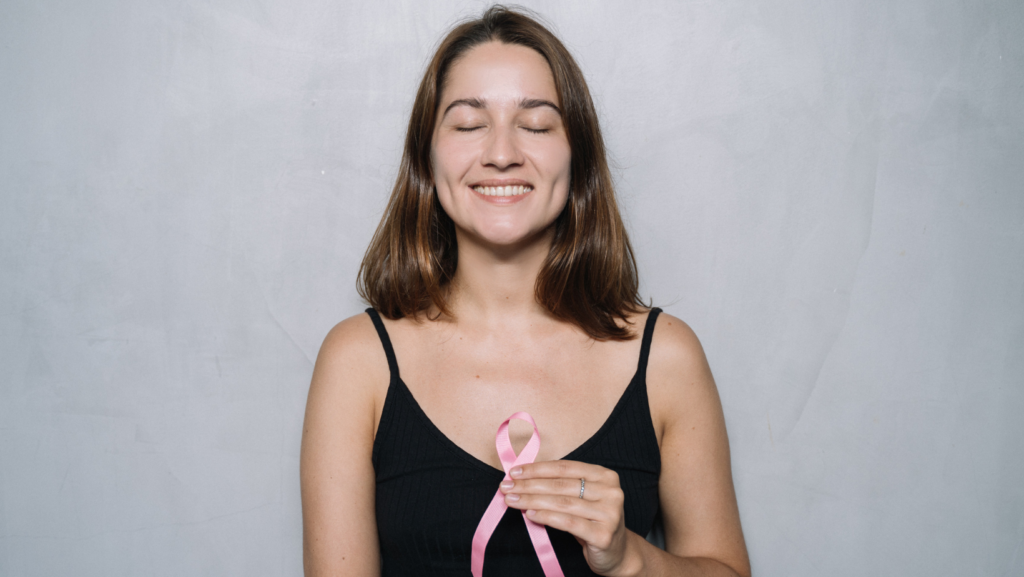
[610,531,648,577]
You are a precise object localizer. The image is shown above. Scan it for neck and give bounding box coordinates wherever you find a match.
[446,227,554,325]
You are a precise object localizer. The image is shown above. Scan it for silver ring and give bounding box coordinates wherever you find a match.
[579,478,585,499]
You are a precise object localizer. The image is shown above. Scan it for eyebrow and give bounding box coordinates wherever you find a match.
[441,97,561,118]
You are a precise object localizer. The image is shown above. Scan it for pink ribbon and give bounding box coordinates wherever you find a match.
[471,412,565,577]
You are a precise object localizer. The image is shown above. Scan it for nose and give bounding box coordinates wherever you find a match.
[481,124,524,170]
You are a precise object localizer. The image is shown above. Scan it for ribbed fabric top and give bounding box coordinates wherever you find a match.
[368,308,663,576]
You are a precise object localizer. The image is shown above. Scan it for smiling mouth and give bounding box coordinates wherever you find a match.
[472,185,532,197]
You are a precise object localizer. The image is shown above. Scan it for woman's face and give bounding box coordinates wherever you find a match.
[431,41,571,249]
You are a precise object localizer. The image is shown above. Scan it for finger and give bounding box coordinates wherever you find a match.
[523,508,604,546]
[501,477,603,502]
[505,492,615,524]
[512,460,617,485]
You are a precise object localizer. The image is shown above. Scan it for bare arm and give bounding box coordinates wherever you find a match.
[638,313,750,577]
[300,314,385,576]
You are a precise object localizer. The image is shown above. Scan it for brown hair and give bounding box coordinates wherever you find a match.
[357,5,644,340]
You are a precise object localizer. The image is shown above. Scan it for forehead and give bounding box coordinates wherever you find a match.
[441,41,559,107]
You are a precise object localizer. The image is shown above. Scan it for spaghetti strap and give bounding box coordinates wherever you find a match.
[365,308,400,378]
[636,308,662,375]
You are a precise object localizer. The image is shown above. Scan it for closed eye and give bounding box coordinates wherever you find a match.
[455,126,484,132]
[522,127,550,134]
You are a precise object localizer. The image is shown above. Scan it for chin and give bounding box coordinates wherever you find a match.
[473,225,551,250]
[475,231,525,247]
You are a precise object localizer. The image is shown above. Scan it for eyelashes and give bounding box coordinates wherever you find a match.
[452,126,551,134]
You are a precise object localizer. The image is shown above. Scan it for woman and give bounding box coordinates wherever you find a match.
[301,6,749,577]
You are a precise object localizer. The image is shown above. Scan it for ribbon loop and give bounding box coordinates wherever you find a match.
[470,412,565,577]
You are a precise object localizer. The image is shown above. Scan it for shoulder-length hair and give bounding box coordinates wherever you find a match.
[357,5,644,340]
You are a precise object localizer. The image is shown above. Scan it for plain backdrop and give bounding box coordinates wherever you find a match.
[2,0,1022,575]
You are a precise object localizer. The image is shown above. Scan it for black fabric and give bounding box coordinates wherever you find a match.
[368,308,663,576]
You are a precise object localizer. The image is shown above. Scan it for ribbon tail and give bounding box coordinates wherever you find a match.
[471,487,509,577]
[523,515,566,577]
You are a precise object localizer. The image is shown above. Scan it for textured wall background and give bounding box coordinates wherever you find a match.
[2,1,1022,575]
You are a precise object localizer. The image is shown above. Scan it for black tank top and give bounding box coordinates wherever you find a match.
[368,308,663,576]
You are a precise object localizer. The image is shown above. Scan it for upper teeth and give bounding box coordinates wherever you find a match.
[473,185,531,197]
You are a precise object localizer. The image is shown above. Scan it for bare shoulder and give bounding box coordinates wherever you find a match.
[648,311,711,382]
[315,312,388,381]
[644,311,719,436]
[306,311,390,439]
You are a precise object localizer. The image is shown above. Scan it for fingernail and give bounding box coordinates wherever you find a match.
[526,509,536,517]
[511,467,522,477]
[505,493,520,502]
[500,480,514,490]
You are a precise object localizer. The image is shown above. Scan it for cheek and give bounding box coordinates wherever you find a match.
[552,147,572,210]
[431,139,473,185]
[429,144,443,184]
[429,147,457,214]
[548,146,572,193]
[540,138,572,177]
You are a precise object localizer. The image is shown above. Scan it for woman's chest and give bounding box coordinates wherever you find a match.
[373,431,661,576]
[378,320,644,471]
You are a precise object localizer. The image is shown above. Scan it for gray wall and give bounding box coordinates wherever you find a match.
[2,1,1022,575]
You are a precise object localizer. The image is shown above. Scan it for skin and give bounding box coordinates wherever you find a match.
[300,41,750,577]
